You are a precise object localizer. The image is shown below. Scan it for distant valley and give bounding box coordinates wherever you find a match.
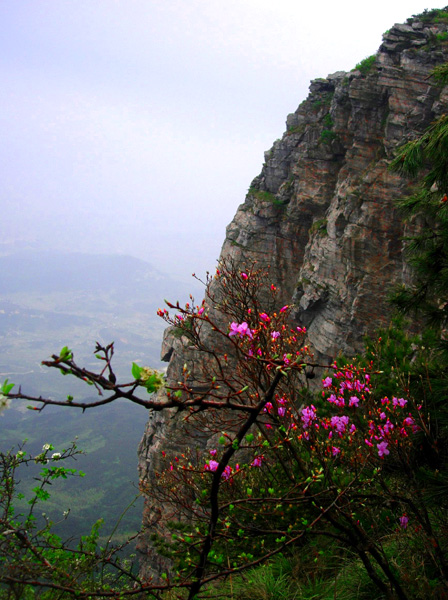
[0,249,199,544]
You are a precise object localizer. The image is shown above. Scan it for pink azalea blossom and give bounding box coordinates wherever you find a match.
[332,447,341,457]
[280,305,288,313]
[296,326,306,334]
[222,465,233,480]
[260,313,271,323]
[365,439,373,447]
[198,307,205,315]
[403,416,414,427]
[383,420,394,434]
[271,331,281,340]
[278,406,286,417]
[330,415,350,434]
[241,272,248,280]
[399,515,409,529]
[349,396,359,407]
[251,456,263,467]
[301,406,317,429]
[377,441,390,458]
[209,449,217,457]
[323,377,333,388]
[206,460,219,472]
[354,380,365,392]
[229,322,254,339]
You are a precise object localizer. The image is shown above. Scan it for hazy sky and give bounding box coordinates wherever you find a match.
[0,0,439,281]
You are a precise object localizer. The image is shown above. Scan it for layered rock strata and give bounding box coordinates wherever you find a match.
[138,13,448,577]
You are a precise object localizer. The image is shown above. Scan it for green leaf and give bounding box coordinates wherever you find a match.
[132,362,142,380]
[219,436,226,445]
[1,379,14,394]
[245,433,254,443]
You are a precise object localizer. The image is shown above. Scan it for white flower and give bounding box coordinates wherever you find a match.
[0,393,11,416]
[51,453,61,460]
[16,451,26,458]
[42,444,51,452]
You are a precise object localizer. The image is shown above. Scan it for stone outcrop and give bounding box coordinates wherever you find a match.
[137,11,448,576]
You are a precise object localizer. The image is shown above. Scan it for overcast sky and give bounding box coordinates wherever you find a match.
[0,0,439,281]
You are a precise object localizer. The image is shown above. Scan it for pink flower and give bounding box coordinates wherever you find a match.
[229,322,254,339]
[229,322,240,336]
[332,447,341,457]
[365,439,373,447]
[209,449,217,457]
[271,331,281,340]
[330,415,349,434]
[260,313,271,323]
[263,402,273,413]
[380,412,386,420]
[280,305,288,313]
[383,420,394,434]
[222,465,233,480]
[323,377,333,388]
[206,460,219,472]
[377,441,390,458]
[251,456,263,467]
[349,396,359,407]
[301,405,317,429]
[399,515,409,529]
[198,307,205,315]
[327,394,337,404]
[353,379,366,392]
[403,416,414,427]
[296,326,306,334]
[278,406,286,417]
[241,272,248,280]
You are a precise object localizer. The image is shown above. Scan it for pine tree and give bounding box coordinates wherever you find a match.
[390,63,448,335]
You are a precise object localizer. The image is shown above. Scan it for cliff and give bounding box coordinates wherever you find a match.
[137,10,448,577]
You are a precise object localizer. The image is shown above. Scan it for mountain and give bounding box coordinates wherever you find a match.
[137,10,448,577]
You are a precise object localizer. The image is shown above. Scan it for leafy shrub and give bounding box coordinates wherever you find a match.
[355,54,376,76]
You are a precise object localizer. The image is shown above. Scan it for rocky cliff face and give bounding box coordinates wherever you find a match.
[137,12,448,576]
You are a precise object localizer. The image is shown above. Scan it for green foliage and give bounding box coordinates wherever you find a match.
[355,54,376,75]
[0,442,147,599]
[390,70,448,333]
[411,8,448,24]
[248,187,284,206]
[320,113,337,144]
[309,217,328,236]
